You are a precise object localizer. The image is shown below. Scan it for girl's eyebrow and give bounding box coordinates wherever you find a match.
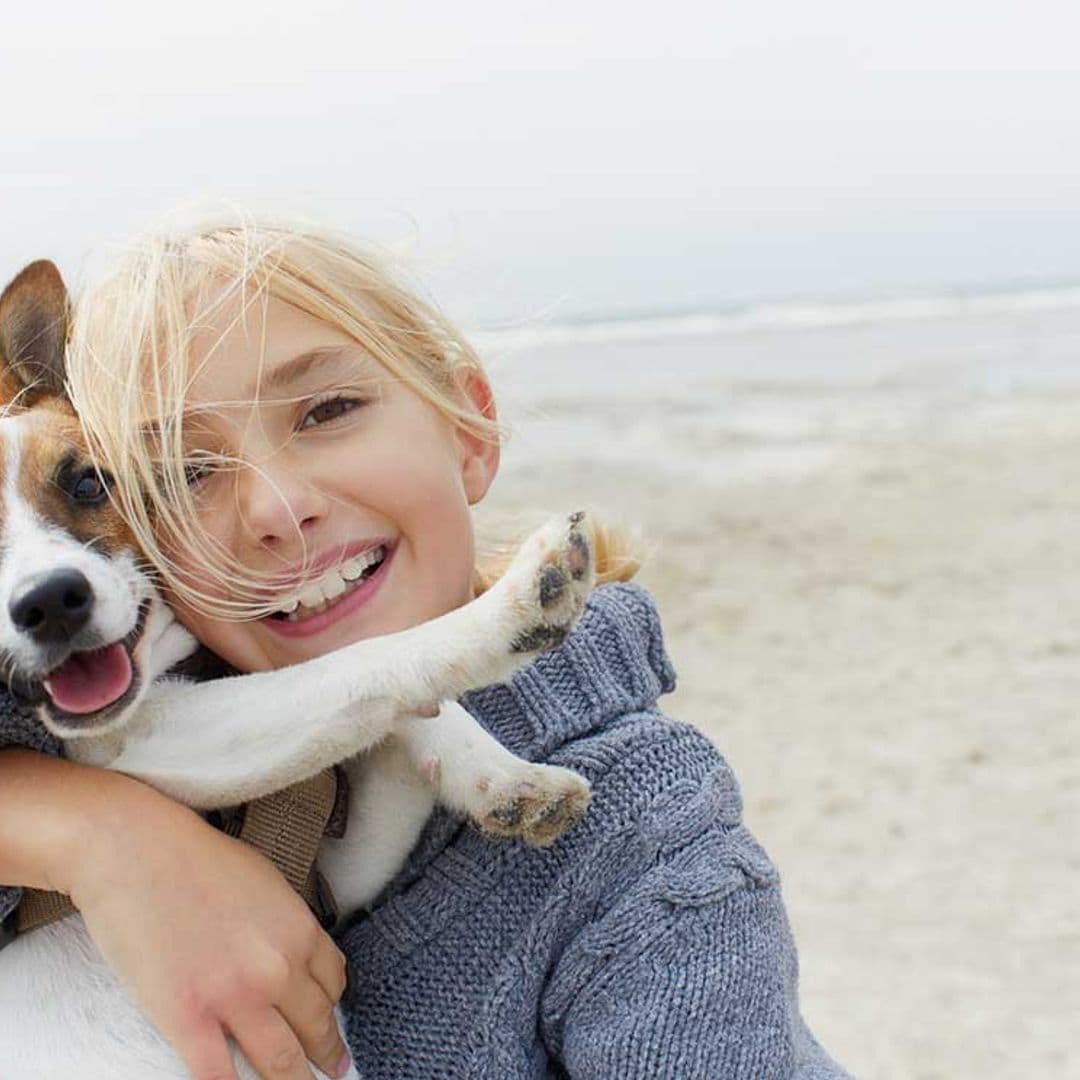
[258,345,371,394]
[161,347,376,428]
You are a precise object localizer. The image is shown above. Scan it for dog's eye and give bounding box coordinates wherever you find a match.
[67,467,112,505]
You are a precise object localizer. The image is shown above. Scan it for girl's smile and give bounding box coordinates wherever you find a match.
[259,539,396,638]
[170,291,499,672]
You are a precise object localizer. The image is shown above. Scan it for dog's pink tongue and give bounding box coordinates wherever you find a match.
[43,644,133,715]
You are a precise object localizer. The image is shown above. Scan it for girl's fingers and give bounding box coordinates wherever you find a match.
[308,937,348,1005]
[228,1008,316,1080]
[277,976,351,1079]
[169,1019,240,1080]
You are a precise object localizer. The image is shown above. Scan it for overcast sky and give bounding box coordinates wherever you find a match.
[2,1,1079,323]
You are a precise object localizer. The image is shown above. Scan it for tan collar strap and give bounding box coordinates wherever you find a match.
[12,888,73,934]
[15,766,347,935]
[236,765,345,925]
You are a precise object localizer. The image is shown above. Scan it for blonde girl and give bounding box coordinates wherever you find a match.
[0,213,850,1080]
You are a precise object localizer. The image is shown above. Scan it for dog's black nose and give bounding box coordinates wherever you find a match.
[9,570,95,643]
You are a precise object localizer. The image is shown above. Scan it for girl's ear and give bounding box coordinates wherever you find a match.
[454,368,500,505]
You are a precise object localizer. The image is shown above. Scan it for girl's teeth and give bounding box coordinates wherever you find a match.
[340,557,364,581]
[297,583,325,608]
[342,547,382,581]
[288,598,329,620]
[276,546,386,620]
[322,574,347,601]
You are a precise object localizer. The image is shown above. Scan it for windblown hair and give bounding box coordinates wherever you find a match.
[67,210,639,619]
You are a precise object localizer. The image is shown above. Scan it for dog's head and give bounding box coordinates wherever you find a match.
[0,260,193,740]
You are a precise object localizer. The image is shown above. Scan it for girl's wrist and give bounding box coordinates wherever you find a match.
[58,768,194,903]
[0,751,151,895]
[0,751,186,899]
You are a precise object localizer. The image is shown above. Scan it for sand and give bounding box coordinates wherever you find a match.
[477,377,1079,1079]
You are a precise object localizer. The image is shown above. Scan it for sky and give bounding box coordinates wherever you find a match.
[2,1,1079,324]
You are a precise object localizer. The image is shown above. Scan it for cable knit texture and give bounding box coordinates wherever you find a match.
[0,584,852,1078]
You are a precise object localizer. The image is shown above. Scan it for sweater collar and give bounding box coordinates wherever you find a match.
[461,582,677,761]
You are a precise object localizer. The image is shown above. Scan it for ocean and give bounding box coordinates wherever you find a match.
[477,284,1080,489]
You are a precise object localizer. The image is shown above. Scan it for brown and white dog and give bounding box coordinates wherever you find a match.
[0,261,594,1079]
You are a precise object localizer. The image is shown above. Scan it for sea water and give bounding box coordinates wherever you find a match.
[478,285,1080,488]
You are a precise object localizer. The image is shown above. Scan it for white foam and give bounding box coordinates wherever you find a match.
[472,284,1080,352]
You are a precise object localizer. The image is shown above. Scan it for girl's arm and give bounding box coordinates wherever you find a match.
[0,750,353,1080]
[537,740,853,1080]
[546,846,850,1079]
[0,692,61,922]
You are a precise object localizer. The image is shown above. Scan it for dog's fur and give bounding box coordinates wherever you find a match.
[0,262,595,1079]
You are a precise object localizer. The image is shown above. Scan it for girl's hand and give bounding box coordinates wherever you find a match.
[56,768,352,1080]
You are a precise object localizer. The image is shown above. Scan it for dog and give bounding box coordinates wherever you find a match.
[0,261,595,1079]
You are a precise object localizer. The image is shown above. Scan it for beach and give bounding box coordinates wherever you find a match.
[474,293,1080,1079]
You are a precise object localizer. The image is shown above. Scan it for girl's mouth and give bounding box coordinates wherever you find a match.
[260,542,394,638]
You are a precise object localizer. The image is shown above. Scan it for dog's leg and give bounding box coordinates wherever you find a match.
[102,513,595,809]
[318,741,438,914]
[399,701,591,847]
[320,701,591,915]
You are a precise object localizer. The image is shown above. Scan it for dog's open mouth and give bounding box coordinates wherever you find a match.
[36,601,150,728]
[43,642,133,714]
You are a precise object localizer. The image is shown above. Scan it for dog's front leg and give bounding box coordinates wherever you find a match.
[319,702,592,916]
[398,701,591,847]
[103,513,595,809]
[103,678,401,809]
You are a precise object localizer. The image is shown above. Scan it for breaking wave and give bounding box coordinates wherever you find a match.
[472,283,1080,351]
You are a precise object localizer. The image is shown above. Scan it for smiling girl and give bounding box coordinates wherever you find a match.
[0,214,850,1079]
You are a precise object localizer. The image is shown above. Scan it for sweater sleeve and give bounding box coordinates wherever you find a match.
[540,751,852,1079]
[0,688,62,923]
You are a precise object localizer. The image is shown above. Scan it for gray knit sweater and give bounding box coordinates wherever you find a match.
[0,584,851,1078]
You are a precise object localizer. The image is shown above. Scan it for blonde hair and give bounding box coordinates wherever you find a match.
[68,210,639,619]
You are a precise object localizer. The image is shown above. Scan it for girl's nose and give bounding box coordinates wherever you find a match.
[235,459,329,550]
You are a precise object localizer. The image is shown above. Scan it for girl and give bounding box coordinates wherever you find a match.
[0,214,851,1079]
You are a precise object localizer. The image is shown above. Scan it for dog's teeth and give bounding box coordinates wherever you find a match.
[279,598,300,614]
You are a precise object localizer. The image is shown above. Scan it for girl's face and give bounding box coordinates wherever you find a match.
[168,293,499,672]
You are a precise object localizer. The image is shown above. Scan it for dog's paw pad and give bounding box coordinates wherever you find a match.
[567,522,591,581]
[480,787,530,833]
[505,512,596,657]
[523,790,591,847]
[473,765,591,845]
[538,564,568,608]
[510,623,569,654]
[522,774,592,847]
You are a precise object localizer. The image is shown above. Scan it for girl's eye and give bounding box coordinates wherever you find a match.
[183,455,220,488]
[185,462,212,487]
[300,396,362,430]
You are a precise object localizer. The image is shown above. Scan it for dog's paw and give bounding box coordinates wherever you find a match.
[472,761,592,848]
[503,511,595,657]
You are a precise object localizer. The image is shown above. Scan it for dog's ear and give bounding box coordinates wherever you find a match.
[0,260,70,404]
